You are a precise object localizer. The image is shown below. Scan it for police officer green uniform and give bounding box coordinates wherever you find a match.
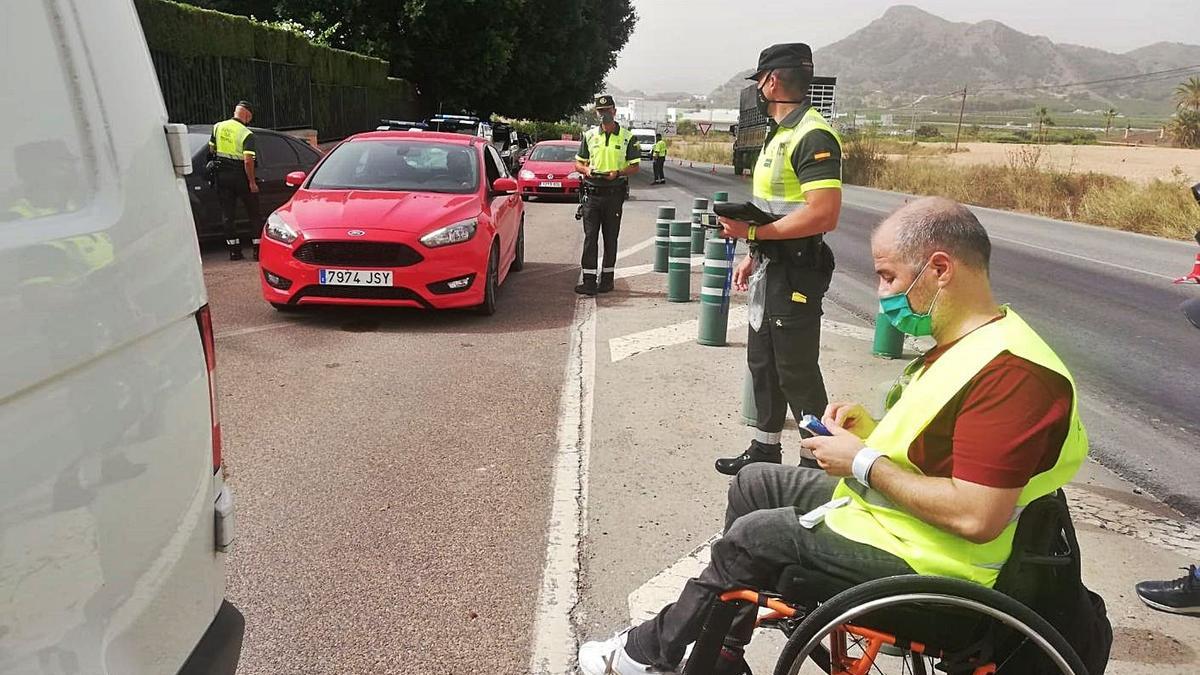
[651,134,667,184]
[715,43,843,476]
[574,95,641,295]
[209,101,262,261]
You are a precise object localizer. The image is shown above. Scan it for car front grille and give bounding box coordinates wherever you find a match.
[293,241,423,268]
[293,285,432,307]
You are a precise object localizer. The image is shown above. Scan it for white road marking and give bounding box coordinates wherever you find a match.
[989,235,1175,281]
[214,323,294,340]
[616,236,656,261]
[608,313,875,363]
[529,297,597,675]
[613,257,704,280]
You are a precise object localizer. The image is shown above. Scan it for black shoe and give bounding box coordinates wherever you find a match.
[574,278,598,295]
[713,646,750,675]
[1135,566,1200,615]
[715,440,782,476]
[598,272,614,293]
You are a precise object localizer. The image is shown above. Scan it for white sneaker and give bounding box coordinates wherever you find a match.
[578,631,674,674]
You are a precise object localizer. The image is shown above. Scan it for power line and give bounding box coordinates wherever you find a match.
[972,64,1200,94]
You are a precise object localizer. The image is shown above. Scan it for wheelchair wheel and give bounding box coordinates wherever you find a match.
[773,575,1087,675]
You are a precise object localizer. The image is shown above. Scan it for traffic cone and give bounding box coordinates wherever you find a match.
[1174,252,1200,284]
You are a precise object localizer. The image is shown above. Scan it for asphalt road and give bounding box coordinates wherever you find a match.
[659,161,1200,514]
[206,203,584,673]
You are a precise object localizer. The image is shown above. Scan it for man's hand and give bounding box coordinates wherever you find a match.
[719,217,751,240]
[248,180,260,194]
[732,255,754,291]
[606,170,620,180]
[800,423,865,477]
[823,402,877,439]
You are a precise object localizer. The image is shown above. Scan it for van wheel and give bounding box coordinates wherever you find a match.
[474,244,499,316]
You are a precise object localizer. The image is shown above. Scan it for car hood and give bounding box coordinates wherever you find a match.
[283,189,480,235]
[522,160,578,175]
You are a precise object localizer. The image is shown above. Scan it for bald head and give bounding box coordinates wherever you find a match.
[874,197,990,272]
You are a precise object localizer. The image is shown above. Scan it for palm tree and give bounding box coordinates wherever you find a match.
[1167,110,1200,148]
[1103,108,1117,137]
[1174,76,1200,112]
[1036,106,1055,144]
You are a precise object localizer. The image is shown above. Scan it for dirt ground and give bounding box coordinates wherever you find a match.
[912,142,1200,184]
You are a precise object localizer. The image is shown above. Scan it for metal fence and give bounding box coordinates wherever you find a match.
[150,50,415,140]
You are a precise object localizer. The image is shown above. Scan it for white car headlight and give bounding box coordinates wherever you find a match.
[567,171,583,180]
[265,212,299,244]
[420,218,478,248]
[519,169,535,180]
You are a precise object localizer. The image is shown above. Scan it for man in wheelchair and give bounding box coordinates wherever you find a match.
[580,197,1104,675]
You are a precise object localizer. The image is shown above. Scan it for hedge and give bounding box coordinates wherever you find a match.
[133,0,393,88]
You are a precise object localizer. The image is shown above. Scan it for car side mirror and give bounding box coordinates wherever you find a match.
[492,177,518,195]
[285,171,307,188]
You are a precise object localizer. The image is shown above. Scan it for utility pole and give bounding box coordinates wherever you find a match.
[953,87,967,152]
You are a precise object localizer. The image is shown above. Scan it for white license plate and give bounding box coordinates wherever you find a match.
[539,181,563,188]
[318,269,393,286]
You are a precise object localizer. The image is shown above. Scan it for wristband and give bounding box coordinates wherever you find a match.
[852,448,884,488]
[747,225,757,241]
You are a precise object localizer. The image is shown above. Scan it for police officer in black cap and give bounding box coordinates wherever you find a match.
[573,94,641,295]
[715,43,842,475]
[208,101,262,260]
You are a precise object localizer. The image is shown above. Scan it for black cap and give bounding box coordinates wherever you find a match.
[236,100,254,113]
[747,43,814,80]
[594,94,615,109]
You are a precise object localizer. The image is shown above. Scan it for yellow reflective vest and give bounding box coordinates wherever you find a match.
[824,308,1088,587]
[652,140,667,158]
[579,126,637,173]
[752,107,841,217]
[211,119,255,163]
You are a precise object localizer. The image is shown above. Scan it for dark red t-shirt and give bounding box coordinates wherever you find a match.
[907,327,1074,489]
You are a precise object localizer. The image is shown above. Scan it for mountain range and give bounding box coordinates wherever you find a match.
[706,5,1200,115]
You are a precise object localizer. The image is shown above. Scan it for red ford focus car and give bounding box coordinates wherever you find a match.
[258,131,525,315]
[516,140,583,201]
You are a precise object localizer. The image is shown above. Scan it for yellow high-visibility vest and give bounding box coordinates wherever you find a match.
[752,107,841,217]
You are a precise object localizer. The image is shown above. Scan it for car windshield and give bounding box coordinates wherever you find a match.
[528,145,578,162]
[635,134,655,145]
[307,140,479,193]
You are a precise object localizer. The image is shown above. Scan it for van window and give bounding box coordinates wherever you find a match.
[0,2,95,223]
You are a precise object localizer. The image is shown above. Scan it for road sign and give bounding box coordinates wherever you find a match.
[698,122,712,136]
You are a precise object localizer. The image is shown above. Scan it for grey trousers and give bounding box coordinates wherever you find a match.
[625,464,914,670]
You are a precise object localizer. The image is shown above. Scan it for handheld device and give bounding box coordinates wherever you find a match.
[799,414,833,437]
[713,201,778,226]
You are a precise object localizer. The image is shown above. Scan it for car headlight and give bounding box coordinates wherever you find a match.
[265,212,299,244]
[568,171,583,180]
[420,218,477,248]
[519,169,535,180]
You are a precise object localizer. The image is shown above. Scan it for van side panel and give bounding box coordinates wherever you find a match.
[1,0,222,673]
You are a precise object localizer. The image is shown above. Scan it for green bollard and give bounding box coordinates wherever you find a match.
[709,192,729,241]
[690,197,709,254]
[654,205,674,273]
[712,191,729,207]
[668,220,692,302]
[872,312,905,359]
[741,367,757,426]
[697,237,733,346]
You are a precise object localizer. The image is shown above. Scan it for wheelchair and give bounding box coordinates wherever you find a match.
[681,490,1093,675]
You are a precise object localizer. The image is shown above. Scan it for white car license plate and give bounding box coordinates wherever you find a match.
[318,269,393,286]
[540,181,563,188]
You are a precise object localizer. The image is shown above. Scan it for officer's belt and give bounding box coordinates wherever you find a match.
[212,157,246,171]
[755,235,824,268]
[582,181,626,196]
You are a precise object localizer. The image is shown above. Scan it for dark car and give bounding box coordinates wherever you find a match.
[185,125,323,240]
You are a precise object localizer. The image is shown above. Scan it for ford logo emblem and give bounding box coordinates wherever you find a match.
[347,230,366,237]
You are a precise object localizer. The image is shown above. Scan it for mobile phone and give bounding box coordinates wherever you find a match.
[799,414,833,437]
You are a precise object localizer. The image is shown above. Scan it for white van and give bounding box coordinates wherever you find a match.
[1,1,241,673]
[632,127,658,159]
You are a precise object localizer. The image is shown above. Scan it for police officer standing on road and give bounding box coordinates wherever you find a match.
[574,95,641,295]
[209,101,262,261]
[652,133,668,184]
[715,43,843,475]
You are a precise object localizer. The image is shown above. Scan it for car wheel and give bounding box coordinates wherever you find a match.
[474,243,499,316]
[511,220,525,272]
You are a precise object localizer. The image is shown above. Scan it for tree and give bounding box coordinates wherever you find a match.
[675,120,697,136]
[271,0,635,120]
[915,124,942,139]
[1174,76,1200,112]
[1035,106,1054,144]
[1167,109,1200,149]
[1103,108,1117,138]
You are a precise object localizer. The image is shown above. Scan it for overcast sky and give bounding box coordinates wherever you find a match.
[608,0,1200,95]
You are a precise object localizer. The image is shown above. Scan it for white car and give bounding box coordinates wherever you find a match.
[1,1,241,673]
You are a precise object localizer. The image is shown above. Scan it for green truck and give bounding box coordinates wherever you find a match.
[732,75,837,176]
